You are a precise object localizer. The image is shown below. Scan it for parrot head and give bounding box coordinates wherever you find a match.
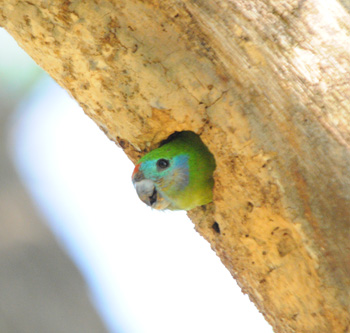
[132,131,216,211]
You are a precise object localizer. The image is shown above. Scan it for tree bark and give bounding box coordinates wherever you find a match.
[1,1,349,331]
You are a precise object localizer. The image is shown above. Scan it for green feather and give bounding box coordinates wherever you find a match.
[137,131,216,210]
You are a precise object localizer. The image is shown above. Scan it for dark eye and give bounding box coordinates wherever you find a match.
[157,158,170,169]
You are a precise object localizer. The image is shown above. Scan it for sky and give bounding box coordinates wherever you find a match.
[1,28,272,333]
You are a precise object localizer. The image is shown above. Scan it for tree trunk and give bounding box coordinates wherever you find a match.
[1,1,349,331]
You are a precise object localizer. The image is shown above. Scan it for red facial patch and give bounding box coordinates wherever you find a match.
[132,163,141,179]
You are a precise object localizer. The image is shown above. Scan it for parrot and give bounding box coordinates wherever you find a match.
[132,131,216,211]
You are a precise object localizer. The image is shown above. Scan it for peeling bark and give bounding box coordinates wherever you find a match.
[1,1,349,331]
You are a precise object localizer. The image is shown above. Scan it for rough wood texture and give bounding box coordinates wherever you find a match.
[1,1,349,331]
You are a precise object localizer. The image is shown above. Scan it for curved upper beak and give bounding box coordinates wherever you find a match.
[134,179,158,207]
[132,163,155,207]
[132,164,170,210]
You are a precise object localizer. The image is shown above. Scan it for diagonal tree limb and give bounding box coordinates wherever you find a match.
[1,1,350,331]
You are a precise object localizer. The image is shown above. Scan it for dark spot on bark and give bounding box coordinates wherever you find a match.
[81,82,90,90]
[271,227,279,235]
[118,139,126,149]
[132,44,138,53]
[247,201,254,212]
[23,15,31,26]
[212,222,220,234]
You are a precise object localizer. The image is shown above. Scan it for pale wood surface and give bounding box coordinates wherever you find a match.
[1,1,349,331]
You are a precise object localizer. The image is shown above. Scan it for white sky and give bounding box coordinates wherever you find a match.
[2,28,272,333]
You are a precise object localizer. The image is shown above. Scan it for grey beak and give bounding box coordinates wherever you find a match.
[132,170,171,210]
[134,179,157,207]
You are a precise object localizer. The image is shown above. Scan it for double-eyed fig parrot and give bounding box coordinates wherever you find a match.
[132,131,216,210]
